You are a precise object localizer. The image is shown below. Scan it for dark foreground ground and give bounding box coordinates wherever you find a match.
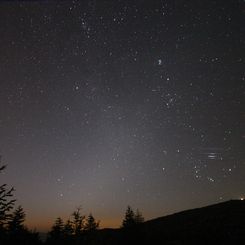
[95,200,245,245]
[2,200,245,245]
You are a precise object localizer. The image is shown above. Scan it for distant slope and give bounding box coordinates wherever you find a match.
[141,200,245,244]
[97,200,245,245]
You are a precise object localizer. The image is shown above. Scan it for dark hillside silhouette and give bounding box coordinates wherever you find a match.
[94,200,245,245]
[44,200,244,245]
[140,200,245,244]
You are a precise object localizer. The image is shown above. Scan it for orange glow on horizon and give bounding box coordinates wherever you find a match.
[26,217,121,232]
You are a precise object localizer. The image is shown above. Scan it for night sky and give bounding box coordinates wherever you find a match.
[0,0,245,231]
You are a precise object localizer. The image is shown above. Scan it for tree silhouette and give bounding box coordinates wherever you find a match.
[62,219,74,244]
[0,158,41,245]
[121,206,145,244]
[47,217,64,244]
[63,219,73,236]
[122,206,136,228]
[0,162,16,229]
[8,205,25,234]
[72,207,85,236]
[83,213,100,244]
[122,206,144,229]
[134,208,144,224]
[84,213,99,232]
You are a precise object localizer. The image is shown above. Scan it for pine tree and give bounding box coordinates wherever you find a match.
[8,205,26,234]
[63,219,73,236]
[122,206,136,228]
[72,207,85,236]
[134,209,144,224]
[0,163,16,228]
[53,217,64,233]
[122,206,145,228]
[63,219,74,244]
[84,213,99,232]
[48,217,64,242]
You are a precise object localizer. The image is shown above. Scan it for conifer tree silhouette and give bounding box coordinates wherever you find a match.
[122,206,136,228]
[8,205,26,234]
[47,217,64,244]
[134,208,144,224]
[84,213,99,232]
[122,206,144,228]
[72,207,85,236]
[63,219,73,236]
[0,160,16,229]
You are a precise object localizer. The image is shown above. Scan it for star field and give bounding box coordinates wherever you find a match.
[0,0,245,231]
